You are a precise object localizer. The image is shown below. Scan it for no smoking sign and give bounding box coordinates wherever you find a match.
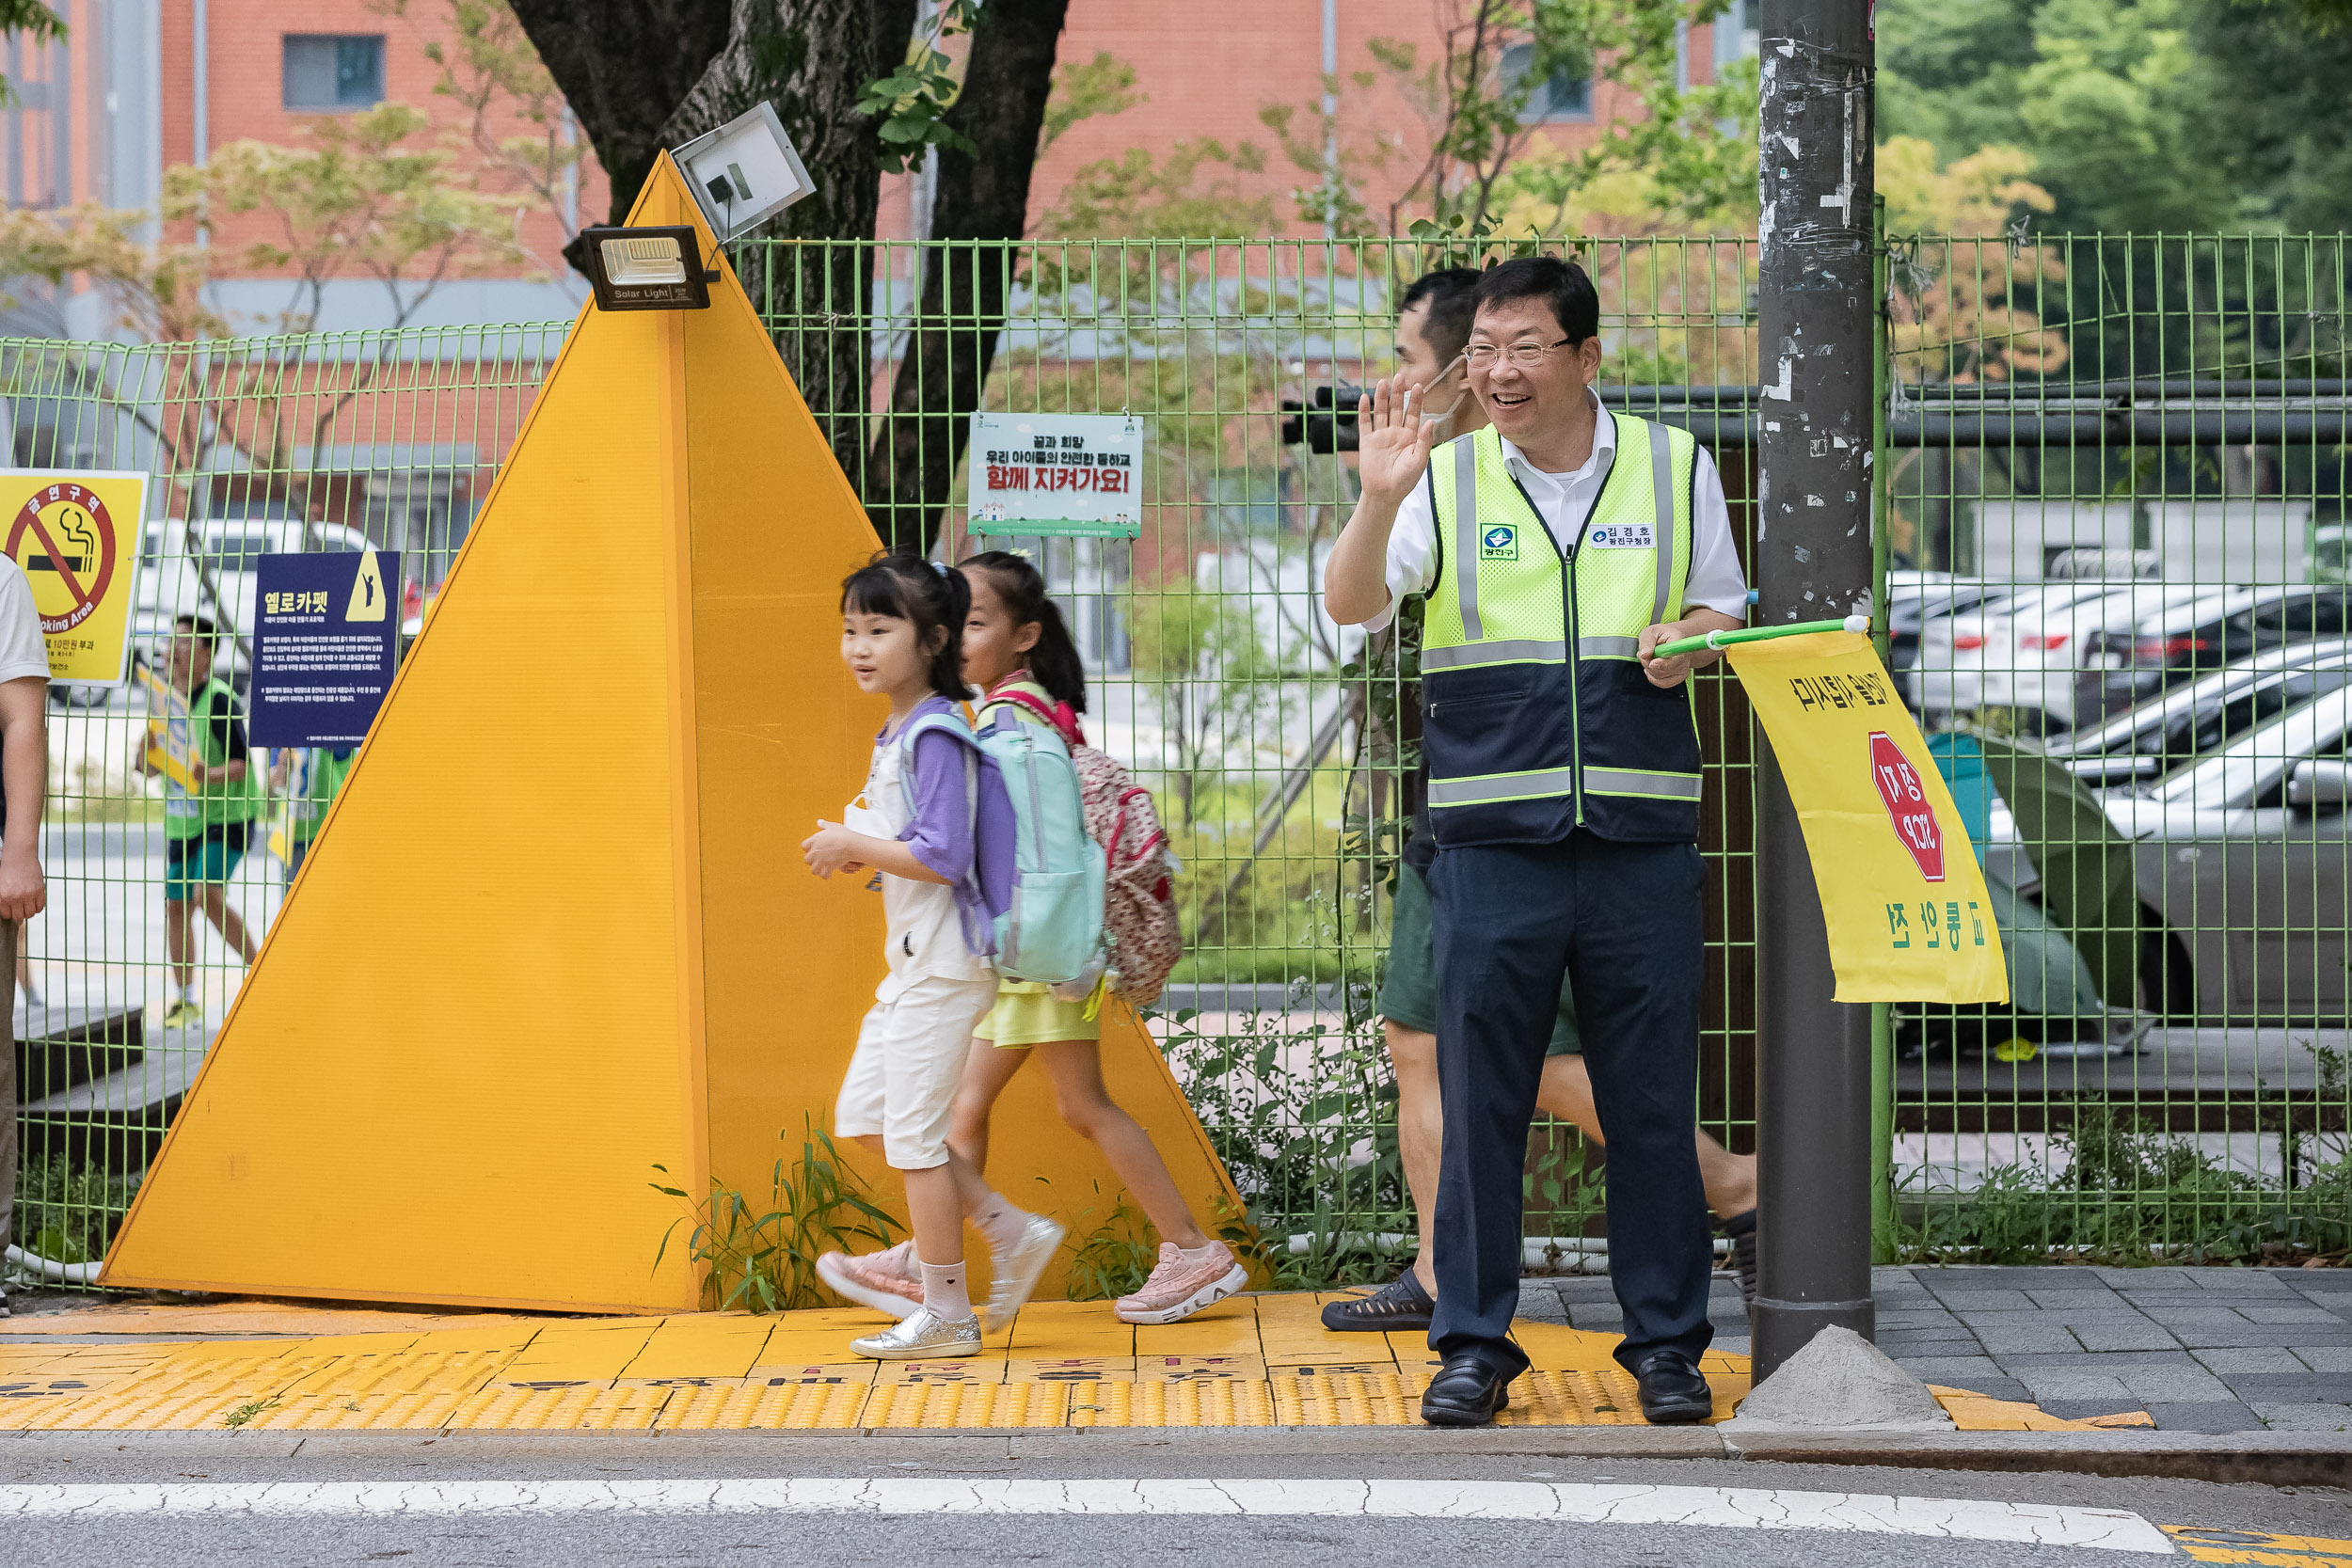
[0,468,147,685]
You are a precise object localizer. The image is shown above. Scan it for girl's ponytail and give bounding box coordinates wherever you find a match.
[840,551,971,704]
[961,549,1088,715]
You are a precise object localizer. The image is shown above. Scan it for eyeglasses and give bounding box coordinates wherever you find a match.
[1465,337,1574,371]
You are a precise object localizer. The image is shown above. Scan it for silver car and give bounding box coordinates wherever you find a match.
[2047,639,2352,787]
[2105,687,2352,1022]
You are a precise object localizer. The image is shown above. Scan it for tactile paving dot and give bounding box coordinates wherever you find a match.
[859,1380,1071,1429]
[655,1382,869,1431]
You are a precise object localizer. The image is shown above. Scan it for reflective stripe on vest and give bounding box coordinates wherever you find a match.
[1419,413,1704,844]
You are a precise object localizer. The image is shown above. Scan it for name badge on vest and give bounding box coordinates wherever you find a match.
[1479,524,1518,561]
[1586,523,1656,549]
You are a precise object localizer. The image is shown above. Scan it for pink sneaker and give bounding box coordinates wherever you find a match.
[818,1241,921,1319]
[1114,1241,1249,1324]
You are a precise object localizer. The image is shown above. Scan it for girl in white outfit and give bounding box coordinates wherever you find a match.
[805,555,1064,1359]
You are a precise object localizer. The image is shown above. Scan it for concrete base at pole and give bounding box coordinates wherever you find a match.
[1752,1294,1878,1382]
[1722,1324,1953,1433]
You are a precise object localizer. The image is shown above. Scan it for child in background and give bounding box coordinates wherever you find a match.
[806,554,1065,1359]
[945,550,1247,1325]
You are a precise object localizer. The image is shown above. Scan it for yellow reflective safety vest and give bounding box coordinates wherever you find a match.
[1421,414,1705,847]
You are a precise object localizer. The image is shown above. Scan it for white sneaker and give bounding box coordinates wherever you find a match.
[850,1306,982,1360]
[980,1212,1066,1335]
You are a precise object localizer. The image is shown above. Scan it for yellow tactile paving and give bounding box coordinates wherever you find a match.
[2166,1527,2352,1565]
[0,1292,2146,1433]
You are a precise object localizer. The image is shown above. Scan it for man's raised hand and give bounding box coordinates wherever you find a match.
[1357,378,1438,506]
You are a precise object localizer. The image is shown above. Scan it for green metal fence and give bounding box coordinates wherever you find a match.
[8,232,2351,1297]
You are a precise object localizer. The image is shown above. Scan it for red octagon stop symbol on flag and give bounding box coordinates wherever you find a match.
[1870,731,1946,883]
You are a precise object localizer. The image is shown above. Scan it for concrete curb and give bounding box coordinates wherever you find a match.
[1719,1430,2352,1487]
[2,1425,2345,1483]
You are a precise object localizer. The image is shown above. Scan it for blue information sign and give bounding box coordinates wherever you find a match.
[248,550,401,748]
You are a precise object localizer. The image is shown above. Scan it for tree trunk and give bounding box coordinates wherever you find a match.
[659,0,916,480]
[503,0,737,233]
[508,0,915,483]
[863,0,1069,555]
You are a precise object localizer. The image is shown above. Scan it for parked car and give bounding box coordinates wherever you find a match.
[1913,582,2197,733]
[1887,574,2007,697]
[2103,686,2352,1022]
[2074,585,2352,727]
[2044,639,2352,788]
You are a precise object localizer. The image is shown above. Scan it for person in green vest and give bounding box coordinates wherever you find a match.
[1325,257,1747,1429]
[134,614,263,1030]
[271,745,355,880]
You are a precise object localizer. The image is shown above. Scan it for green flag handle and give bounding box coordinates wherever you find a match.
[1650,614,1870,659]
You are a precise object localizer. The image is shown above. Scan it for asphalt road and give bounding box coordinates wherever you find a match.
[1,1435,2344,1567]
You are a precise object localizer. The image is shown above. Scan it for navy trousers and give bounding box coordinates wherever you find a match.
[1427,832,1715,1379]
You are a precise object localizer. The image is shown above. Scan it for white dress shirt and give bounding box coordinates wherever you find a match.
[1365,390,1750,634]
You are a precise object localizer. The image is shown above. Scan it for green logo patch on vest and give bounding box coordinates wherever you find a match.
[1479,524,1518,561]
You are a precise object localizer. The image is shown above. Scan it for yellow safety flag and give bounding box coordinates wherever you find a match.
[1723,628,2008,1004]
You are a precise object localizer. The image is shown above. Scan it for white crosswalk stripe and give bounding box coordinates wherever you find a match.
[0,1478,2177,1550]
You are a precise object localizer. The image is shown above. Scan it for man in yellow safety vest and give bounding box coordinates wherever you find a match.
[1325,257,1748,1427]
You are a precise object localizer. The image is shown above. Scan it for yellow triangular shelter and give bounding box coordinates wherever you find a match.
[102,157,1244,1313]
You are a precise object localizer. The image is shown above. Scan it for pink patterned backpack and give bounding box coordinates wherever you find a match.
[983,687,1184,1007]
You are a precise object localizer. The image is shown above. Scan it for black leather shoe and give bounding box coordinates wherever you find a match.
[1419,1353,1515,1427]
[1320,1270,1435,1333]
[1630,1349,1714,1424]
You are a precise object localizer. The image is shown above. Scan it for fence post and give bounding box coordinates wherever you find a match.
[1751,0,1881,1383]
[1869,193,1898,1266]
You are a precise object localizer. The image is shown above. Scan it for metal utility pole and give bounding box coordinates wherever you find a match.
[1751,0,1879,1383]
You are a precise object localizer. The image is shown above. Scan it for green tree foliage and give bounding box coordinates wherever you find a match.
[0,0,65,108]
[1880,0,2352,232]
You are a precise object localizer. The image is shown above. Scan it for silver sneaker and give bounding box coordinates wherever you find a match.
[980,1212,1067,1335]
[850,1307,982,1360]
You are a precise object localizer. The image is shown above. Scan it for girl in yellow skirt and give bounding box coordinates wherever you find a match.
[945,550,1247,1325]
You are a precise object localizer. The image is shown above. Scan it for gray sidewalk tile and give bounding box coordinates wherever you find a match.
[1553,1277,1618,1303]
[2021,1290,2126,1310]
[1920,1375,2034,1403]
[2016,1370,2135,1402]
[2296,1346,2352,1371]
[1567,1304,1622,1332]
[1973,1323,2085,1354]
[2212,1374,2352,1402]
[2141,1400,2264,1433]
[1870,1267,1920,1288]
[2283,1270,2352,1291]
[2235,1305,2348,1324]
[2070,1319,2183,1353]
[2192,1347,2311,1373]
[2187,1273,2299,1292]
[1921,1289,2036,1311]
[1515,1290,1569,1324]
[1994,1350,2201,1372]
[1892,1355,2012,1385]
[2094,1267,2197,1288]
[1879,1337,1983,1358]
[2135,1306,2251,1326]
[2118,1367,2237,1402]
[2176,1325,2352,1349]
[1914,1267,2107,1289]
[1875,1308,1967,1329]
[2249,1403,2352,1432]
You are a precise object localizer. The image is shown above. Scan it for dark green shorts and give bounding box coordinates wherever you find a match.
[1375,860,1582,1055]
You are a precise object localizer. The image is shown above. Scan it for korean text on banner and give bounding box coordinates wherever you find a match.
[968,412,1144,538]
[0,467,147,685]
[1725,629,2009,1004]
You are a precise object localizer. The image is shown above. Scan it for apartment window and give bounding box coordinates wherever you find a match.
[1501,41,1594,123]
[283,36,386,111]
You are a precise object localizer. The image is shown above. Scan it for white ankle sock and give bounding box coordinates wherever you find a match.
[1177,1240,1224,1264]
[971,1194,1029,1254]
[920,1259,971,1321]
